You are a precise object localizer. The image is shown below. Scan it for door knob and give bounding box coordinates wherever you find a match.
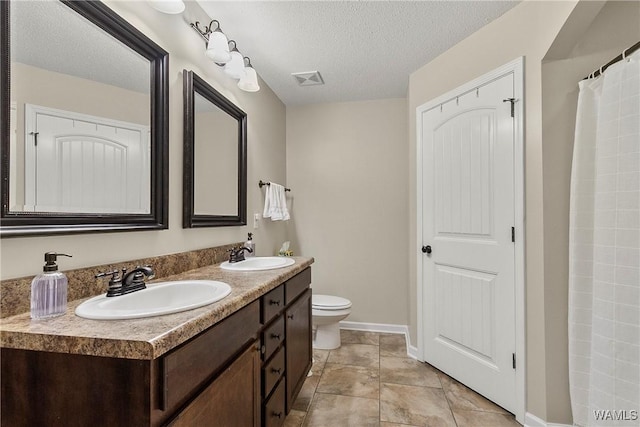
[422,245,432,254]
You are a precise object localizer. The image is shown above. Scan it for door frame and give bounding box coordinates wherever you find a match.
[416,57,525,423]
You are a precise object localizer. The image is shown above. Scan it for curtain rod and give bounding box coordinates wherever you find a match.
[583,40,640,80]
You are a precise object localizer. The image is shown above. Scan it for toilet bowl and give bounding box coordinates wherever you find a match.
[312,294,352,350]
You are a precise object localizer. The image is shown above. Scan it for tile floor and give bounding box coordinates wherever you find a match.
[284,330,521,427]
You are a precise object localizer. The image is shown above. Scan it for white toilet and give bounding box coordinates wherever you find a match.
[312,294,352,350]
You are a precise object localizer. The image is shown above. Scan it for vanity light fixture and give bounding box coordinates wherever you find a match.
[147,0,185,15]
[146,0,258,91]
[238,57,260,92]
[190,20,260,92]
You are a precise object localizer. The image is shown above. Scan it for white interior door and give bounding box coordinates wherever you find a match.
[25,104,150,213]
[419,73,517,413]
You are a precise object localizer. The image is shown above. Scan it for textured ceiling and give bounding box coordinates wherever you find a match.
[11,1,149,94]
[196,1,520,106]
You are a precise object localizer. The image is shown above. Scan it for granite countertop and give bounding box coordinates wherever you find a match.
[0,257,313,360]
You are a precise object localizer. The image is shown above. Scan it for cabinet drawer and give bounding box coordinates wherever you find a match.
[262,315,284,361]
[261,285,284,324]
[263,347,285,398]
[285,268,311,305]
[163,300,260,412]
[264,379,286,427]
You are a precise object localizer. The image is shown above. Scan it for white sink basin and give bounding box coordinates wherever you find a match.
[220,256,295,271]
[75,280,231,320]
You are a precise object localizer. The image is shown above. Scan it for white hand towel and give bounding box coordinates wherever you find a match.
[263,183,275,218]
[274,184,290,221]
[262,182,290,221]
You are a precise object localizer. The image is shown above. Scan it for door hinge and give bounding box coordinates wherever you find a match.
[29,131,39,146]
[503,98,515,118]
[511,227,515,243]
[512,353,516,369]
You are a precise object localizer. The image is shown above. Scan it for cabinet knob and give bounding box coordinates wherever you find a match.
[287,314,294,320]
[271,367,281,374]
[272,411,283,419]
[269,299,281,306]
[260,345,266,354]
[270,333,281,340]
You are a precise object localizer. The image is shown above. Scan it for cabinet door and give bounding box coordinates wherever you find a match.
[285,289,312,412]
[169,343,260,427]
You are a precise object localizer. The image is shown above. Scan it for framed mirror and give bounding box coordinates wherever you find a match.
[183,70,247,228]
[0,0,169,237]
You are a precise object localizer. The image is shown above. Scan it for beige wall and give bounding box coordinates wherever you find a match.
[0,0,287,279]
[541,1,640,422]
[286,99,408,326]
[408,0,579,421]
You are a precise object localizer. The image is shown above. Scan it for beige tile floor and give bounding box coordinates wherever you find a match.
[284,330,521,427]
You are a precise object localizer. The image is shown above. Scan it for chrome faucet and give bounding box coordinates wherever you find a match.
[228,247,253,263]
[95,265,155,297]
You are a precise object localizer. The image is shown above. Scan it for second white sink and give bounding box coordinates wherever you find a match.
[75,280,231,320]
[220,256,295,271]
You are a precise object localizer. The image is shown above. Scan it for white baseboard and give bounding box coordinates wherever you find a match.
[525,413,547,427]
[339,321,408,334]
[339,321,417,359]
[524,412,572,427]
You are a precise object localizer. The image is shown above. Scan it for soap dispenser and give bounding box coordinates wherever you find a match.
[30,252,72,319]
[244,233,255,257]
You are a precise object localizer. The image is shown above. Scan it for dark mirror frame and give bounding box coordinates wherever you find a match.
[0,0,169,237]
[183,70,247,228]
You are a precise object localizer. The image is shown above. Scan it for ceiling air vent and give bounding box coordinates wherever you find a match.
[292,71,324,86]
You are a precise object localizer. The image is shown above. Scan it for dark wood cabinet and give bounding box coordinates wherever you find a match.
[285,289,312,412]
[168,342,261,427]
[1,348,155,427]
[260,268,312,424]
[0,267,312,427]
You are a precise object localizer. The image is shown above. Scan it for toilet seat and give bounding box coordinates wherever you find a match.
[312,294,352,310]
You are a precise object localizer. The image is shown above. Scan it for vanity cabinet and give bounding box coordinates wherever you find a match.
[0,267,312,427]
[261,268,312,426]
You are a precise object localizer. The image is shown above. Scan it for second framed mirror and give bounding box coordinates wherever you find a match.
[183,70,247,228]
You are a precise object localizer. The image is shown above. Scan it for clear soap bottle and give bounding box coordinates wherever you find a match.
[30,252,72,319]
[244,233,255,257]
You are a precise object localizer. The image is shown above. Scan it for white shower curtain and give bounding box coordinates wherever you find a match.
[569,49,640,427]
